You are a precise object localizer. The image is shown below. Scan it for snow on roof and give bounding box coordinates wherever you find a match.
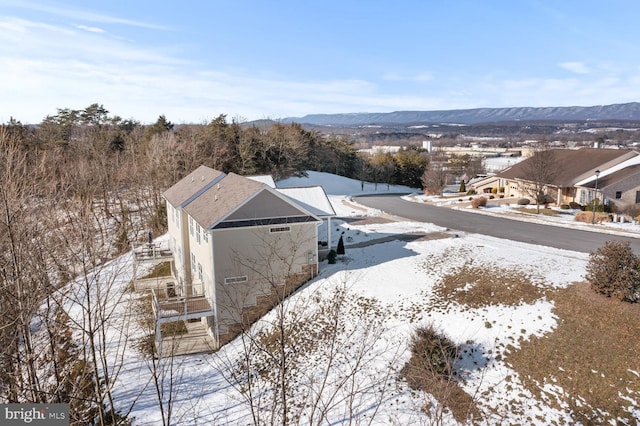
[276,186,336,217]
[247,174,276,188]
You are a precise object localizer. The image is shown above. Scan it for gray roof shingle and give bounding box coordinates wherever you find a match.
[162,165,225,208]
[498,148,638,186]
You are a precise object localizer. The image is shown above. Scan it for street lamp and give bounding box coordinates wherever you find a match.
[591,169,600,224]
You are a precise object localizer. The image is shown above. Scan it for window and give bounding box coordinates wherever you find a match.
[196,223,201,244]
[190,252,196,271]
[203,230,208,243]
[197,262,203,282]
[224,276,248,285]
[636,191,640,204]
[189,216,194,237]
[270,226,291,233]
[615,191,622,199]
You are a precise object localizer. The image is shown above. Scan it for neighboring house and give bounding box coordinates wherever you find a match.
[157,165,327,352]
[473,148,639,206]
[575,156,640,211]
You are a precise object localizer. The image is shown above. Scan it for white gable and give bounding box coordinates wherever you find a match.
[276,186,336,217]
[247,175,276,188]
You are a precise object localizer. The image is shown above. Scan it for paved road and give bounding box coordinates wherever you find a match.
[354,194,640,254]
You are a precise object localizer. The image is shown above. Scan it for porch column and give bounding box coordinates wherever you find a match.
[557,186,562,205]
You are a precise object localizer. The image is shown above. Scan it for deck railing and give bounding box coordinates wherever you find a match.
[132,242,173,262]
[151,281,214,323]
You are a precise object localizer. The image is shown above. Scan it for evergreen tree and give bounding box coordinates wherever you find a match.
[336,235,345,255]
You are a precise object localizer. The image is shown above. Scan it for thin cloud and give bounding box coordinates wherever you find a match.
[382,72,433,82]
[76,24,105,33]
[559,61,590,74]
[3,0,167,30]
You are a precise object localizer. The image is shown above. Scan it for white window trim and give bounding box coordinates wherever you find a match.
[270,226,291,233]
[224,275,248,285]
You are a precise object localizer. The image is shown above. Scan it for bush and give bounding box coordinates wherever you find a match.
[499,186,505,193]
[327,249,337,264]
[459,181,466,193]
[621,205,640,218]
[585,200,606,213]
[466,189,476,195]
[517,198,530,205]
[499,195,504,199]
[491,187,498,194]
[560,204,570,209]
[471,197,487,208]
[569,201,583,210]
[586,241,640,303]
[489,195,495,199]
[401,325,459,385]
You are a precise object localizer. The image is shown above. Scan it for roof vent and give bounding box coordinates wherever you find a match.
[191,176,194,182]
[217,183,221,190]
[214,195,218,201]
[201,175,204,181]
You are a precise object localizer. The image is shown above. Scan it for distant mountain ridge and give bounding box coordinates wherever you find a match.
[282,102,640,126]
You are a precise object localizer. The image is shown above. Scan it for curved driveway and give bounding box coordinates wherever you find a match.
[354,194,640,254]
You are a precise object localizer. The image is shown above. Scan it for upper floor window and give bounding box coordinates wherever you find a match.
[224,276,248,285]
[270,226,291,233]
[615,191,622,199]
[196,223,202,244]
[189,216,194,237]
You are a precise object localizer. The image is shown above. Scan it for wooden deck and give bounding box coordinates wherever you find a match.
[157,320,217,356]
[153,292,214,323]
[132,242,174,262]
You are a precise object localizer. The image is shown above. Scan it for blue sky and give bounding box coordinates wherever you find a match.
[2,0,640,124]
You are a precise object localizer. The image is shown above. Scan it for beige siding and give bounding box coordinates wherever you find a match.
[212,222,318,329]
[166,201,191,287]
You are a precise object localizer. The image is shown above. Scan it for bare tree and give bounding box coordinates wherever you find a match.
[210,230,402,424]
[421,151,449,195]
[519,146,559,213]
[0,130,47,403]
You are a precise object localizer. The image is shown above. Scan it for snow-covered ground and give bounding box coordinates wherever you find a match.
[85,171,637,424]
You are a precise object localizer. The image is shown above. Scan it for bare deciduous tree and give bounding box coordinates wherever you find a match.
[519,146,559,213]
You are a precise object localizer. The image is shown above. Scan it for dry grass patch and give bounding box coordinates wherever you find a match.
[574,210,609,223]
[142,261,171,279]
[506,282,640,424]
[435,264,547,308]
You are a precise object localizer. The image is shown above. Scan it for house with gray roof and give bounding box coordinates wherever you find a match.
[159,166,327,352]
[575,154,640,212]
[472,148,640,208]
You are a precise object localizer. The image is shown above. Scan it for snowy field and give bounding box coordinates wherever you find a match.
[86,171,639,424]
